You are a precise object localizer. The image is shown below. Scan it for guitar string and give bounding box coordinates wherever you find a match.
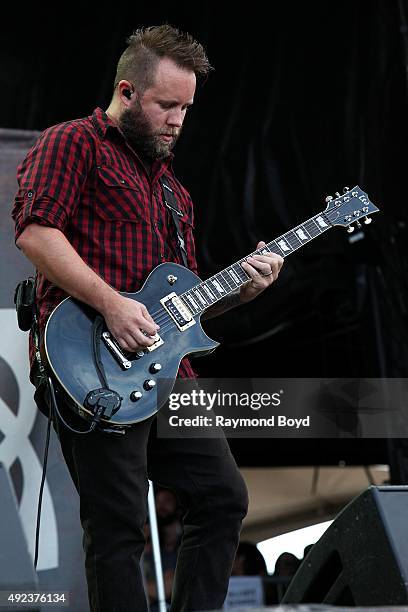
[147,216,331,325]
[102,199,370,361]
[109,211,346,352]
[138,219,333,344]
[109,200,362,343]
[140,216,333,338]
[152,214,332,319]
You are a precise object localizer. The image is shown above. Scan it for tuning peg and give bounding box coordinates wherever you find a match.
[325,195,333,203]
[363,216,372,225]
[347,225,355,233]
[335,192,341,197]
[343,186,350,193]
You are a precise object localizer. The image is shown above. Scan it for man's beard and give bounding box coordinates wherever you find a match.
[119,99,180,161]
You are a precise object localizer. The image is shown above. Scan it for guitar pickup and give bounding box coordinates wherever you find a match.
[160,292,196,331]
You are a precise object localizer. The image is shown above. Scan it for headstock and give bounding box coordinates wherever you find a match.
[324,186,379,233]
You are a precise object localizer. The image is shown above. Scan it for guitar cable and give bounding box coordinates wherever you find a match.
[48,376,98,435]
[28,283,105,568]
[33,377,102,570]
[33,314,124,568]
[33,401,52,570]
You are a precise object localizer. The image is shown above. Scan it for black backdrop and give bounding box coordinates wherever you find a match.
[3,0,408,468]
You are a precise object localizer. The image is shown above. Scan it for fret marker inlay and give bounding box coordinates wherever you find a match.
[228,268,241,284]
[194,289,207,306]
[203,285,215,300]
[212,280,225,293]
[295,228,309,241]
[316,216,328,228]
[186,295,198,309]
[277,239,291,252]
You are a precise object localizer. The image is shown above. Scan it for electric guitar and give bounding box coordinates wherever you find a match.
[44,186,379,428]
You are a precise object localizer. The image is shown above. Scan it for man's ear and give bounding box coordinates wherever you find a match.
[118,81,135,103]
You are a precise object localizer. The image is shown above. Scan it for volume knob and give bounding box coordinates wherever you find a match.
[144,379,156,390]
[150,363,162,373]
[130,390,143,402]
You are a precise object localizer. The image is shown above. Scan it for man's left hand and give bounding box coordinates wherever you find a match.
[239,241,284,303]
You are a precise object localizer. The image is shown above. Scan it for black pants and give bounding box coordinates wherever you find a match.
[48,391,248,612]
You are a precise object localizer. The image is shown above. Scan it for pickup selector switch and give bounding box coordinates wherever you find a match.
[144,379,156,390]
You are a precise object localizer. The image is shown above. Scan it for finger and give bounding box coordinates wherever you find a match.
[241,260,268,283]
[249,255,284,275]
[250,253,284,266]
[138,314,160,336]
[116,334,140,353]
[240,260,255,276]
[244,259,282,284]
[141,304,160,329]
[134,328,157,346]
[256,241,274,256]
[120,326,156,349]
[245,257,274,277]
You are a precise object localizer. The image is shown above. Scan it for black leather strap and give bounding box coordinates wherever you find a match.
[160,178,189,267]
[91,315,109,389]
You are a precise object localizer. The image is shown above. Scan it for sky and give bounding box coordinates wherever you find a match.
[257,520,333,574]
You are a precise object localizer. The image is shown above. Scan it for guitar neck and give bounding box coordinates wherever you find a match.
[180,210,332,316]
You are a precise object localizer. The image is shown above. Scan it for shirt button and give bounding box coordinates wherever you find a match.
[27,191,33,198]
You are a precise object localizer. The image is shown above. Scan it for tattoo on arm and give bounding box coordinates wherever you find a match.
[201,291,242,321]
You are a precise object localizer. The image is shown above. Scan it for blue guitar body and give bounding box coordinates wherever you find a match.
[44,262,218,427]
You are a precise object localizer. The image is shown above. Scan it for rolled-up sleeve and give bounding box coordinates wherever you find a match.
[12,122,92,241]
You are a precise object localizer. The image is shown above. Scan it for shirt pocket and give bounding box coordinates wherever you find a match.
[95,166,150,223]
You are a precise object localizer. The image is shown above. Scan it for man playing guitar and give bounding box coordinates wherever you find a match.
[12,25,283,612]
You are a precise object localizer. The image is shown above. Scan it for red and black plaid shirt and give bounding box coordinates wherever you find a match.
[12,107,198,381]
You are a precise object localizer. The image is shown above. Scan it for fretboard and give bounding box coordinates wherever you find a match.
[180,211,332,316]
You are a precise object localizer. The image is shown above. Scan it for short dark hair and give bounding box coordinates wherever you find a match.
[114,24,213,92]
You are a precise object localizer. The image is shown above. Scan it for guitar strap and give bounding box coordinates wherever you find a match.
[91,315,110,389]
[159,178,189,268]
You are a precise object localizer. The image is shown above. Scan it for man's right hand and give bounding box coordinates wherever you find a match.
[101,294,160,353]
[16,225,160,353]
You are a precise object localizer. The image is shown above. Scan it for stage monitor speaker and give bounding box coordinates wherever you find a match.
[282,485,408,606]
[0,463,40,611]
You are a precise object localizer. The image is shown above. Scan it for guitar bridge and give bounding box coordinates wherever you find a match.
[160,292,195,331]
[144,333,164,352]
